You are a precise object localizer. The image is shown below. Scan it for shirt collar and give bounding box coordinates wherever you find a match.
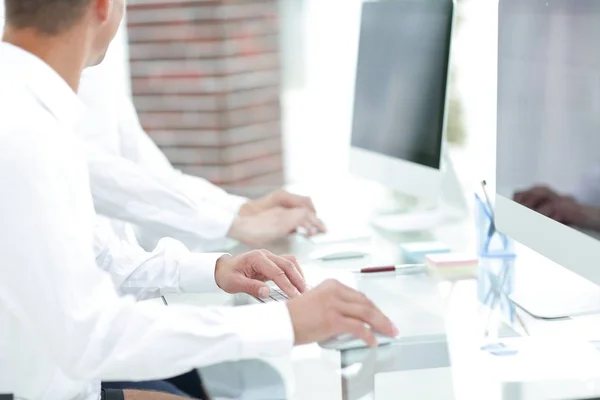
[0,42,86,129]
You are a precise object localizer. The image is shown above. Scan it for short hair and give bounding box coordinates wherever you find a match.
[5,0,92,35]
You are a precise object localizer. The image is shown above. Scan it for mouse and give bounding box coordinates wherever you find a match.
[319,333,396,350]
[310,246,370,261]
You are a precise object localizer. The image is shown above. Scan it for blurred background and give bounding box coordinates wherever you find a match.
[0,0,499,196]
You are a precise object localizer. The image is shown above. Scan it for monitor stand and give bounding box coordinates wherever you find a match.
[507,249,600,319]
[371,153,468,233]
[509,289,600,319]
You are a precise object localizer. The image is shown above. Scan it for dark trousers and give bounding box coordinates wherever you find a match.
[102,370,209,399]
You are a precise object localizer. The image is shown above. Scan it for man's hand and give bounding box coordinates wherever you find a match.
[228,207,325,246]
[240,189,317,216]
[287,280,399,347]
[514,186,587,226]
[239,189,326,236]
[534,196,587,226]
[215,250,306,298]
[513,185,560,210]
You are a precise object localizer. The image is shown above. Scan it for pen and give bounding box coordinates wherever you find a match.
[354,264,426,274]
[481,180,497,238]
[481,180,496,221]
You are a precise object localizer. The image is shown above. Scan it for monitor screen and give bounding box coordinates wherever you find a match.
[497,0,600,240]
[351,0,453,170]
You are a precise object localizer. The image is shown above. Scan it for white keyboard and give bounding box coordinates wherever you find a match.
[307,228,371,245]
[254,287,395,350]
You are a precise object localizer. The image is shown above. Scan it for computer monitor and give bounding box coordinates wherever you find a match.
[349,0,454,202]
[496,0,600,307]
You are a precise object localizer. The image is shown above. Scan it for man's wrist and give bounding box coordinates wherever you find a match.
[238,201,255,217]
[215,254,233,290]
[227,216,245,242]
[177,253,226,293]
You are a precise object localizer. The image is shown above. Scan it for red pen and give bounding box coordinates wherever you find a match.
[355,264,426,274]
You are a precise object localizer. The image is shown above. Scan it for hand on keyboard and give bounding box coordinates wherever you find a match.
[215,250,307,298]
[286,280,398,347]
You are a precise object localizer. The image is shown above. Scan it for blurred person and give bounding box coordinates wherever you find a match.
[0,1,397,400]
[513,165,600,231]
[78,46,325,252]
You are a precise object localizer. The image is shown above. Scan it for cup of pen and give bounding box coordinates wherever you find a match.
[475,194,517,330]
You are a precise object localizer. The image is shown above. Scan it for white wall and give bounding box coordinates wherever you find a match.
[282,0,363,184]
[283,0,500,197]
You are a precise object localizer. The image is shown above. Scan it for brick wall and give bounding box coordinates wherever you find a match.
[126,0,284,189]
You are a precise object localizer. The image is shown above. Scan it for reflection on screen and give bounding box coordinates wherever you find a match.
[351,1,453,169]
[497,0,600,234]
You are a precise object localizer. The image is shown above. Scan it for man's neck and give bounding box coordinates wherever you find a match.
[2,27,88,92]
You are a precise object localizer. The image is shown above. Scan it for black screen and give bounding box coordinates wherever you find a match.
[351,0,453,169]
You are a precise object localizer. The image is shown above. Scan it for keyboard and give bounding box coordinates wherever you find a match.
[255,286,306,303]
[253,286,396,350]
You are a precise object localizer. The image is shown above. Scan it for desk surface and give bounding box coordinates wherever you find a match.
[166,186,600,400]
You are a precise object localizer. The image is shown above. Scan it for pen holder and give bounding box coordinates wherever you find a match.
[474,194,515,259]
[474,194,518,326]
[478,256,516,322]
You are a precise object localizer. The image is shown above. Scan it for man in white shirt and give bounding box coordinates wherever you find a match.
[0,1,397,399]
[78,46,325,252]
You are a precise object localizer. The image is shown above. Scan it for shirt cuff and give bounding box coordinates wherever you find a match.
[203,207,238,240]
[229,302,295,359]
[222,194,250,215]
[177,252,226,293]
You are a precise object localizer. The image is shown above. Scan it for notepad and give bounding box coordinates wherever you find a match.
[400,241,451,263]
[425,253,479,279]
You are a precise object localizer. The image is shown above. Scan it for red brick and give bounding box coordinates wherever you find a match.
[148,129,222,147]
[127,0,283,187]
[134,95,221,113]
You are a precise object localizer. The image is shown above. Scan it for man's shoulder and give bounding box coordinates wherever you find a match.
[0,86,68,171]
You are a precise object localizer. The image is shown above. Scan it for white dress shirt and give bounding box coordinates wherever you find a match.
[0,42,293,400]
[77,53,248,252]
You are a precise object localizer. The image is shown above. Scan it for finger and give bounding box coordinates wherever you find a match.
[234,276,271,298]
[289,193,317,213]
[290,210,324,236]
[513,191,525,203]
[282,254,305,279]
[303,196,317,213]
[263,251,306,295]
[523,186,557,209]
[282,208,313,234]
[252,251,300,298]
[334,284,398,335]
[279,191,317,213]
[339,317,377,347]
[551,211,565,224]
[537,203,554,217]
[338,300,397,338]
[520,192,546,209]
[308,213,327,234]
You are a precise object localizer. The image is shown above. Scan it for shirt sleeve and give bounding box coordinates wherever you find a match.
[117,99,249,215]
[86,147,238,244]
[93,220,223,300]
[0,132,294,383]
[86,93,248,246]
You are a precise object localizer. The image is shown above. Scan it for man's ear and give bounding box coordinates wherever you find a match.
[93,0,112,23]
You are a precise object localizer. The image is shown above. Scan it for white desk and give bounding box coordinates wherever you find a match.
[165,186,600,400]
